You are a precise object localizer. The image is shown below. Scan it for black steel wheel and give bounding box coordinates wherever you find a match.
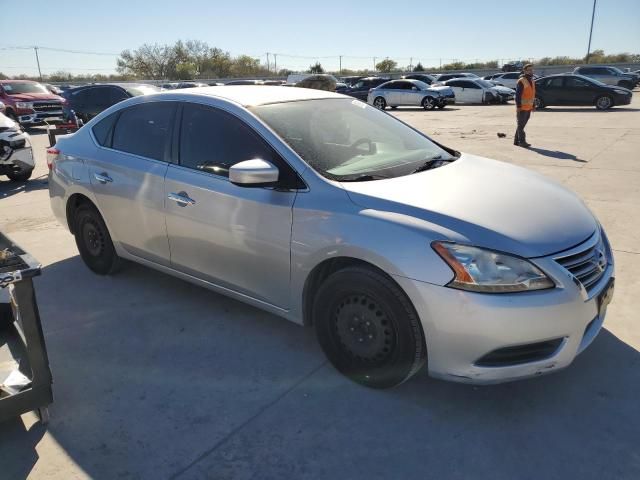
[6,167,33,182]
[74,204,121,275]
[313,267,426,388]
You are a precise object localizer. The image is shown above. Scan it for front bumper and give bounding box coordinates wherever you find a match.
[0,134,35,172]
[439,96,455,105]
[393,235,614,384]
[17,110,64,125]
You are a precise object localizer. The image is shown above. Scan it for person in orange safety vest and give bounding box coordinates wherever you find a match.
[514,63,536,147]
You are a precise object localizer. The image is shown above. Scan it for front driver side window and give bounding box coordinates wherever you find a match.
[179,103,299,189]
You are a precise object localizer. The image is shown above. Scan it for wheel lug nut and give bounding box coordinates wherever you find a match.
[368,334,373,339]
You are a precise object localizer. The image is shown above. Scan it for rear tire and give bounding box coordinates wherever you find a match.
[313,266,427,389]
[6,168,33,182]
[74,204,121,275]
[373,97,386,110]
[421,96,436,110]
[595,95,613,110]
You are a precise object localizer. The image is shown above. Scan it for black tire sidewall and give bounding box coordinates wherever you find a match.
[74,205,119,275]
[6,169,33,182]
[313,267,426,388]
[374,97,386,109]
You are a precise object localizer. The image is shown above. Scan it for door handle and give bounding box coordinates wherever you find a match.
[94,172,113,184]
[168,191,196,206]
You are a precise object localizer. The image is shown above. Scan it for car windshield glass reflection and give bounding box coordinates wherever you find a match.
[251,99,456,181]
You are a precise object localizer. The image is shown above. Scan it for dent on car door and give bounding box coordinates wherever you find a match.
[164,103,297,308]
[88,102,175,265]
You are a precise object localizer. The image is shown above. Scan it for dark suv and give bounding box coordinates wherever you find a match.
[62,84,162,123]
[343,77,390,100]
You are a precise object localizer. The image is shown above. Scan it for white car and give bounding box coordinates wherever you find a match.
[441,78,504,104]
[492,72,522,89]
[0,102,35,181]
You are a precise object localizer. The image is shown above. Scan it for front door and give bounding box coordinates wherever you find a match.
[164,103,297,308]
[88,101,176,265]
[563,76,598,105]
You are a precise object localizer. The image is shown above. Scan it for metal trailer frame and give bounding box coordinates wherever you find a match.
[0,233,53,424]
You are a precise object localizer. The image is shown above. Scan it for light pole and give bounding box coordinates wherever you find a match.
[34,46,43,81]
[586,0,597,64]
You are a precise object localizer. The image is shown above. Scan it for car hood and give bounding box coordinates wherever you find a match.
[493,85,515,93]
[7,92,64,102]
[0,112,18,129]
[340,154,597,258]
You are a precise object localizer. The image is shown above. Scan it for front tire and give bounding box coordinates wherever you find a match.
[373,97,386,110]
[422,96,436,110]
[595,95,613,110]
[313,267,427,389]
[534,96,545,109]
[74,204,121,275]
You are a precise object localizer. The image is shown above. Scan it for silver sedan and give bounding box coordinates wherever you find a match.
[48,86,614,388]
[367,79,455,110]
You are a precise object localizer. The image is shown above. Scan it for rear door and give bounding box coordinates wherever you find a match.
[88,101,175,265]
[542,76,565,104]
[445,80,465,101]
[164,102,298,308]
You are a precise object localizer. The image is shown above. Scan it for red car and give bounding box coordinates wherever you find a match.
[0,80,65,127]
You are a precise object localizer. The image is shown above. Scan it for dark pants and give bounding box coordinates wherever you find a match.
[515,110,531,145]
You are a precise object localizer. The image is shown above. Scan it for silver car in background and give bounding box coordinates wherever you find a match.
[48,86,614,388]
[573,66,638,89]
[367,79,455,110]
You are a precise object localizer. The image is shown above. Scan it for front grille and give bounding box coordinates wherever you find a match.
[475,338,564,367]
[555,235,607,291]
[33,102,62,112]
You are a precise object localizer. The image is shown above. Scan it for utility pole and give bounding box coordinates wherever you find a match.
[266,52,270,72]
[373,57,376,72]
[34,46,43,81]
[586,0,597,64]
[439,58,442,70]
[274,54,277,74]
[339,55,342,74]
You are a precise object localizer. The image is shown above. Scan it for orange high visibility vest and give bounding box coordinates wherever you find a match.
[517,76,536,111]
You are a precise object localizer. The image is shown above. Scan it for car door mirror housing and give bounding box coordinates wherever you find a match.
[229,159,279,187]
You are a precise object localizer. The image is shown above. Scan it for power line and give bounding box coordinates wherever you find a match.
[0,45,120,56]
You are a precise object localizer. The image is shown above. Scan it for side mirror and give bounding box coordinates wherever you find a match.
[229,159,279,187]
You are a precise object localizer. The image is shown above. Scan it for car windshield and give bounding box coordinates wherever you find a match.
[477,80,495,88]
[410,80,429,90]
[2,82,49,95]
[124,85,162,96]
[251,98,456,181]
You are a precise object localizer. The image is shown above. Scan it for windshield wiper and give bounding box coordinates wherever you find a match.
[410,155,453,174]
[335,173,390,182]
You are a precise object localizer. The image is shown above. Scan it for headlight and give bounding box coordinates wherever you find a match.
[432,242,555,293]
[613,89,629,95]
[16,102,34,109]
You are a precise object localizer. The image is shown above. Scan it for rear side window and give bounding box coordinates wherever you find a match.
[111,102,175,161]
[546,77,564,88]
[92,112,117,146]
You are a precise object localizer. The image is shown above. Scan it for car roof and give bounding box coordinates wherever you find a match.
[0,79,40,84]
[153,85,343,107]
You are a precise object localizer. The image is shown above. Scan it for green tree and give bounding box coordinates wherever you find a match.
[308,62,324,74]
[376,58,398,72]
[413,62,425,72]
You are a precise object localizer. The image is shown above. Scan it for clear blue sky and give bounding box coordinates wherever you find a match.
[2,0,639,75]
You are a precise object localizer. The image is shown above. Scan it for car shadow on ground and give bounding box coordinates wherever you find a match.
[0,174,49,200]
[390,107,462,112]
[23,127,50,136]
[1,255,639,479]
[528,147,587,162]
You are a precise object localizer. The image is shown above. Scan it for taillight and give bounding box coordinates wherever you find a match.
[46,147,60,170]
